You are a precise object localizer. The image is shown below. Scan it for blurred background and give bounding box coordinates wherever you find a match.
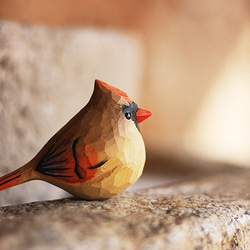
[0,0,249,206]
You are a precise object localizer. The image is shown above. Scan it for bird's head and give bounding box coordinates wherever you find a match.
[93,79,152,130]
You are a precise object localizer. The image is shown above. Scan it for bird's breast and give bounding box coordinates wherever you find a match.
[68,120,146,200]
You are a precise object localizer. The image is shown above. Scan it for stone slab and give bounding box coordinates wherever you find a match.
[0,167,249,249]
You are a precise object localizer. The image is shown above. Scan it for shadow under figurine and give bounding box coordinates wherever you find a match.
[0,80,151,200]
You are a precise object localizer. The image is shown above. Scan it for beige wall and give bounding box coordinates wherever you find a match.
[139,1,250,167]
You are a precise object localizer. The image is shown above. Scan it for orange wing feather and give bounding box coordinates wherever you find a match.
[35,136,107,184]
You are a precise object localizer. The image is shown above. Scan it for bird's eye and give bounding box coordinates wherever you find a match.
[125,111,132,120]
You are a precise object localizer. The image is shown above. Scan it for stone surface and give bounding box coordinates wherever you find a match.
[0,167,249,249]
[0,20,143,206]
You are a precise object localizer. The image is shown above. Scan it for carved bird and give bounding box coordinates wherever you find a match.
[0,80,151,200]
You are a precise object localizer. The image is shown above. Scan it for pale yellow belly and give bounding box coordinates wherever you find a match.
[65,122,146,200]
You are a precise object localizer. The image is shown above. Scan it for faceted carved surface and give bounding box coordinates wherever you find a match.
[0,80,148,200]
[44,81,146,200]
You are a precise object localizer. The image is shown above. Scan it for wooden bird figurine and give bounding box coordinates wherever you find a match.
[0,80,151,200]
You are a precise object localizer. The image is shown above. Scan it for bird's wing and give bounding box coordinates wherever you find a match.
[36,136,107,183]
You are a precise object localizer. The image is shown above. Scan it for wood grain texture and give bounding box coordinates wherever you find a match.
[0,80,151,200]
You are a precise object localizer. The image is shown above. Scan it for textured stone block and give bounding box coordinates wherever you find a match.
[0,167,249,249]
[0,20,143,206]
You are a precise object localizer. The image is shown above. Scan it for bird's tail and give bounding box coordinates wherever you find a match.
[0,163,33,191]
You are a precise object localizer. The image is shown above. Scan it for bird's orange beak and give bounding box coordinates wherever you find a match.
[136,108,152,123]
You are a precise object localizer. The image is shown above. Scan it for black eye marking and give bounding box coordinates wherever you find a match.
[125,111,132,120]
[122,102,141,132]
